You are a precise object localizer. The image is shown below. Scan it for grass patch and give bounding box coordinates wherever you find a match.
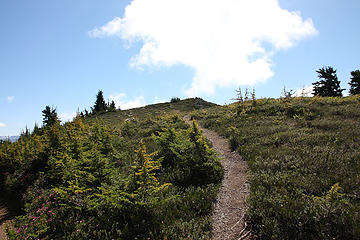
[192,96,360,239]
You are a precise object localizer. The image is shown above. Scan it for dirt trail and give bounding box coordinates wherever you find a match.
[0,204,9,240]
[183,116,250,240]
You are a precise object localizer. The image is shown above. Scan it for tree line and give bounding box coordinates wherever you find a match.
[40,90,117,130]
[312,67,360,97]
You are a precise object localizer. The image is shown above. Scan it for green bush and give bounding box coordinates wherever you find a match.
[2,113,223,239]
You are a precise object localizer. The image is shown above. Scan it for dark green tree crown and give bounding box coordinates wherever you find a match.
[42,106,59,127]
[349,70,360,95]
[312,66,344,97]
[93,90,107,113]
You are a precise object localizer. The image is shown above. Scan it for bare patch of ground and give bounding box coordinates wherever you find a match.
[0,204,10,240]
[184,116,250,240]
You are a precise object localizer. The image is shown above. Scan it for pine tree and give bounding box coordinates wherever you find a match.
[42,106,59,127]
[132,140,170,203]
[32,122,40,135]
[109,100,116,112]
[313,67,344,97]
[93,90,107,114]
[349,70,360,95]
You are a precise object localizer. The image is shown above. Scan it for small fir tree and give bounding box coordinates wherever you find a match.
[349,70,360,95]
[42,106,59,127]
[93,90,107,114]
[132,140,170,203]
[312,67,344,97]
[109,100,116,112]
[32,122,40,135]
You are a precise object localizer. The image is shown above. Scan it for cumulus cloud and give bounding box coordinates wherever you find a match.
[0,122,6,127]
[7,96,14,102]
[89,0,317,96]
[59,112,77,123]
[294,85,314,97]
[153,96,166,104]
[110,93,146,110]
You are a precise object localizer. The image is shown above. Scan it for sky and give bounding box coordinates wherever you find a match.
[1,0,360,136]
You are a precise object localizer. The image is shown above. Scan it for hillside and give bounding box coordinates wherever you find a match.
[89,97,217,126]
[192,96,360,239]
[0,97,222,240]
[1,96,360,239]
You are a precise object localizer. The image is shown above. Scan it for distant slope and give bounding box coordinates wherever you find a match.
[89,97,218,127]
[0,136,19,142]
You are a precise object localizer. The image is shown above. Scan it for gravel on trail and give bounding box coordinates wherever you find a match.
[184,116,250,240]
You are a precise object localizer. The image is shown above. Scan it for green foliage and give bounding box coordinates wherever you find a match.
[92,90,107,114]
[170,97,181,103]
[42,106,59,127]
[132,140,171,203]
[313,66,344,97]
[1,104,222,239]
[349,69,360,95]
[192,96,360,239]
[108,100,117,112]
[154,121,223,188]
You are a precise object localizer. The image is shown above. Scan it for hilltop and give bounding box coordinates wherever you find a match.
[89,97,217,126]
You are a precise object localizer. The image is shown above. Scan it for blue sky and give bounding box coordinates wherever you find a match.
[1,0,359,136]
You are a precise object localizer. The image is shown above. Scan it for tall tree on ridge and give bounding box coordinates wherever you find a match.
[93,90,107,114]
[312,66,344,97]
[349,70,360,95]
[109,100,117,112]
[42,106,59,127]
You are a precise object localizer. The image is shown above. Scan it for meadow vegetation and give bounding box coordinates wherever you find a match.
[0,98,222,239]
[1,92,360,239]
[191,96,360,239]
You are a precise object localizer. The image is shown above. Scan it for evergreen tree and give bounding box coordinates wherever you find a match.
[312,67,344,97]
[93,90,107,114]
[42,106,59,127]
[32,122,40,135]
[109,100,116,112]
[349,70,360,95]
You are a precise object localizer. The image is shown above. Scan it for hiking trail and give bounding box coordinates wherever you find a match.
[183,116,250,240]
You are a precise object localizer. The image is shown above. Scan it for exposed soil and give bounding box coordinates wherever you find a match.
[184,116,250,240]
[0,196,22,240]
[0,203,10,240]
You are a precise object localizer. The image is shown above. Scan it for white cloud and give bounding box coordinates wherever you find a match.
[294,85,313,97]
[7,96,14,102]
[0,122,6,127]
[153,96,166,104]
[59,112,77,123]
[89,0,317,96]
[110,93,146,110]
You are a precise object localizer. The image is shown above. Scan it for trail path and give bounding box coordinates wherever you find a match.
[0,203,9,240]
[183,116,250,240]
